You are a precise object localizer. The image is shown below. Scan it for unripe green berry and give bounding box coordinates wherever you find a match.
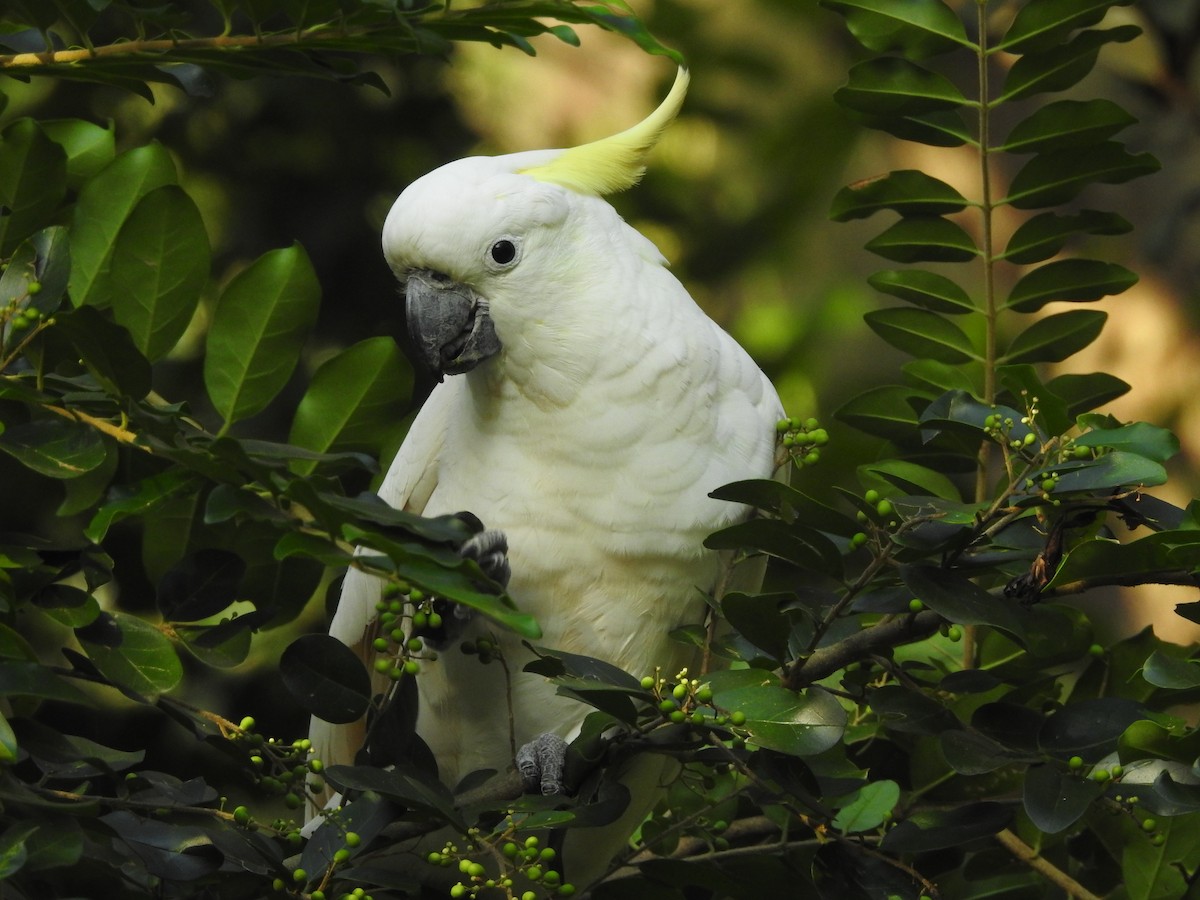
[809,428,829,446]
[311,892,325,900]
[864,489,880,505]
[876,499,893,517]
[803,450,820,466]
[309,758,324,773]
[695,686,713,703]
[730,711,746,727]
[669,709,686,723]
[373,637,389,652]
[850,531,868,548]
[640,676,656,690]
[404,659,420,675]
[1068,756,1084,770]
[428,612,443,628]
[233,805,251,825]
[408,637,423,652]
[345,831,361,847]
[672,683,688,700]
[272,878,285,891]
[26,281,41,295]
[1142,817,1158,832]
[292,868,307,883]
[659,699,677,713]
[467,862,485,878]
[775,418,791,433]
[333,849,350,864]
[1041,478,1056,493]
[373,658,391,673]
[946,625,962,642]
[526,866,542,881]
[908,598,923,612]
[285,792,301,809]
[1089,644,1105,657]
[503,842,518,858]
[450,885,466,898]
[239,716,256,731]
[1092,768,1110,783]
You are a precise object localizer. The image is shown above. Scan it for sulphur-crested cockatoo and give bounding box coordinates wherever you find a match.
[309,66,783,876]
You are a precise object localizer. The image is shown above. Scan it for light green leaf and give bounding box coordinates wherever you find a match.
[0,709,16,764]
[39,119,116,188]
[76,612,183,696]
[999,0,1135,54]
[819,0,971,58]
[0,118,67,255]
[831,169,969,221]
[1002,210,1132,264]
[711,683,846,757]
[864,307,977,363]
[288,336,412,474]
[1000,27,1143,102]
[868,268,975,313]
[1004,259,1136,312]
[204,243,320,427]
[1002,310,1107,364]
[0,823,35,879]
[860,458,962,501]
[835,57,969,116]
[1142,651,1200,690]
[68,143,178,309]
[865,215,977,263]
[1003,142,1159,210]
[833,780,901,833]
[1000,99,1137,154]
[109,184,210,361]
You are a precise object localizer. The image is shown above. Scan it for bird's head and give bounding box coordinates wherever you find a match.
[382,67,689,381]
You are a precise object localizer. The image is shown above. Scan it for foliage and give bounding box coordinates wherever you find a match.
[1,1,1199,899]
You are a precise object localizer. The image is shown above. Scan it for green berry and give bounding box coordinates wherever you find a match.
[1092,769,1110,783]
[526,866,542,881]
[803,450,820,466]
[344,831,361,847]
[467,862,486,878]
[669,710,686,723]
[333,848,350,864]
[292,868,307,883]
[26,281,41,295]
[408,637,424,652]
[233,805,251,825]
[672,683,688,700]
[450,885,466,898]
[695,686,713,704]
[309,758,324,773]
[864,489,880,505]
[876,499,894,517]
[312,893,325,900]
[428,612,443,629]
[850,532,868,548]
[285,792,301,809]
[523,893,537,900]
[1088,644,1105,657]
[1068,756,1083,770]
[640,676,656,690]
[427,851,442,864]
[804,417,819,430]
[539,848,556,861]
[730,711,746,727]
[404,659,420,675]
[659,699,677,713]
[1041,478,1056,493]
[239,716,256,731]
[373,658,391,673]
[503,842,518,858]
[946,625,962,642]
[775,418,791,433]
[908,598,924,613]
[373,637,389,652]
[1142,817,1158,832]
[272,878,285,891]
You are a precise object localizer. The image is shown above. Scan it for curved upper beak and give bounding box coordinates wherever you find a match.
[403,269,502,380]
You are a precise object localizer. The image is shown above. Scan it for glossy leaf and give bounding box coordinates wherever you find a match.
[940,729,1036,775]
[836,385,930,442]
[1000,99,1137,154]
[1002,210,1132,264]
[864,215,977,263]
[1038,697,1145,761]
[1048,450,1169,494]
[109,185,210,361]
[901,565,1026,636]
[1000,27,1142,102]
[705,518,843,578]
[69,143,178,309]
[1004,259,1136,312]
[0,119,67,255]
[1143,651,1200,690]
[835,58,969,116]
[1074,420,1180,462]
[832,780,900,834]
[830,170,969,221]
[868,268,974,314]
[1023,764,1105,833]
[999,0,1135,54]
[1002,310,1107,365]
[280,634,371,725]
[864,307,977,363]
[860,458,961,500]
[1047,371,1131,418]
[156,549,246,622]
[288,337,412,475]
[204,243,321,427]
[1004,142,1159,211]
[711,683,846,757]
[819,0,970,59]
[75,612,183,696]
[323,765,463,829]
[854,108,972,147]
[0,418,108,479]
[39,118,116,188]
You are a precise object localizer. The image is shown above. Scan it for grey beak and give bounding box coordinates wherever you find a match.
[404,269,502,379]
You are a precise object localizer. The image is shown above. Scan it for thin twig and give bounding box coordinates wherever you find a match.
[994,828,1103,900]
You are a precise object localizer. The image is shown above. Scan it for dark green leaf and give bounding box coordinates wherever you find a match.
[280,633,371,725]
[99,812,222,881]
[870,684,957,734]
[31,584,100,628]
[1004,259,1135,312]
[902,358,980,393]
[864,307,977,363]
[830,169,969,221]
[711,682,846,757]
[860,458,961,500]
[69,143,177,309]
[853,109,972,147]
[1046,372,1130,418]
[901,565,1026,636]
[1000,27,1142,102]
[75,611,183,695]
[819,0,970,58]
[1003,142,1160,209]
[157,549,246,622]
[1142,651,1200,690]
[882,802,1010,852]
[1023,764,1105,833]
[705,518,843,578]
[1001,310,1107,365]
[109,184,210,361]
[720,592,794,663]
[0,118,67,255]
[1045,450,1168,495]
[0,823,35,879]
[204,243,321,427]
[1038,697,1145,761]
[868,268,974,313]
[1073,421,1179,463]
[288,337,411,475]
[174,620,253,668]
[1002,210,1132,264]
[0,417,108,479]
[940,729,1035,775]
[324,765,463,829]
[0,660,88,705]
[836,385,931,442]
[1000,99,1137,154]
[52,305,153,399]
[864,215,977,262]
[999,0,1135,53]
[86,470,199,543]
[835,57,969,116]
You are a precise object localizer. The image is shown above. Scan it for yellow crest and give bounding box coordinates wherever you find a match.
[520,67,689,197]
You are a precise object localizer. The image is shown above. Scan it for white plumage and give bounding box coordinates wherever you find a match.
[310,67,783,876]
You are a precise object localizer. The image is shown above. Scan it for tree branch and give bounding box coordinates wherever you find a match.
[786,610,942,689]
[994,828,1103,900]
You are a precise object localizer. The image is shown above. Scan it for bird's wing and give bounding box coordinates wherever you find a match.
[307,380,456,813]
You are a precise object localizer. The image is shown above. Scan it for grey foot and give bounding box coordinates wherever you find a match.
[460,528,511,588]
[516,733,569,795]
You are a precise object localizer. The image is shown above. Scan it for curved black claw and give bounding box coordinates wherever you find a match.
[459,528,511,588]
[414,515,511,649]
[516,733,568,796]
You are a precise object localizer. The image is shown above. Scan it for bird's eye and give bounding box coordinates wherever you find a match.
[489,239,518,267]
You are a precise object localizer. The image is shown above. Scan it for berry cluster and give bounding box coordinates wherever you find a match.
[369,580,441,679]
[776,416,828,468]
[1066,756,1166,845]
[228,716,325,829]
[427,830,576,899]
[641,667,746,732]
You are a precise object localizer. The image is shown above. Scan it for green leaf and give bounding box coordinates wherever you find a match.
[0,119,67,255]
[69,143,178,309]
[819,0,970,58]
[75,611,183,695]
[1003,142,1159,210]
[710,682,846,757]
[1004,259,1136,312]
[720,592,795,663]
[288,337,412,475]
[901,565,1026,636]
[835,385,930,442]
[999,0,1135,54]
[1000,26,1142,102]
[157,549,246,622]
[1000,99,1138,154]
[39,118,116,188]
[868,268,974,314]
[1074,421,1179,462]
[0,822,35,879]
[864,215,977,263]
[280,634,371,725]
[1046,372,1131,418]
[32,584,101,628]
[324,765,464,830]
[86,470,199,544]
[830,170,969,221]
[0,661,90,705]
[859,458,961,501]
[902,358,980,393]
[1023,764,1105,833]
[0,418,108,479]
[1041,451,1168,497]
[1038,697,1145,760]
[174,621,253,669]
[1002,310,1107,365]
[109,185,210,361]
[853,109,972,147]
[864,307,977,363]
[52,306,153,399]
[204,243,321,428]
[882,802,1011,852]
[1002,210,1132,264]
[833,780,901,834]
[0,709,17,765]
[835,57,969,116]
[705,519,843,578]
[1142,651,1200,690]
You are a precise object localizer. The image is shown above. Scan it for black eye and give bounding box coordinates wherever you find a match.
[490,240,517,266]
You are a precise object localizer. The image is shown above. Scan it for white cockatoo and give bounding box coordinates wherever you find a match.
[309,66,784,879]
